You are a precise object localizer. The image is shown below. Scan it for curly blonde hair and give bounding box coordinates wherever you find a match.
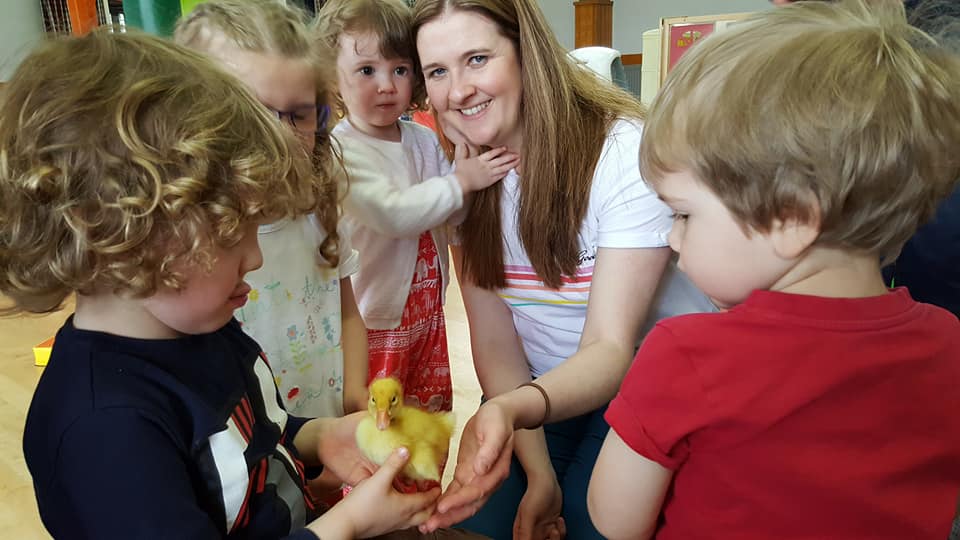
[0,30,319,315]
[316,0,428,115]
[641,0,960,262]
[175,0,343,266]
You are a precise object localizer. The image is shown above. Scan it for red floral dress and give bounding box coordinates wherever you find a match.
[366,231,453,413]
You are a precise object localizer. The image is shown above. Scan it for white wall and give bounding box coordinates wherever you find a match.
[537,0,576,50]
[539,0,771,53]
[1,0,45,81]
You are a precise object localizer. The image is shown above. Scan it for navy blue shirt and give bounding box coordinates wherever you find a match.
[885,187,960,318]
[23,318,319,539]
[883,3,960,319]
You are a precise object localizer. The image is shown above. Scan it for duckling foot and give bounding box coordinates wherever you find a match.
[392,477,420,494]
[415,479,442,492]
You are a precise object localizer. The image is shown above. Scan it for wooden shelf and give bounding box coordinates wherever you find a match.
[574,0,613,48]
[67,0,99,35]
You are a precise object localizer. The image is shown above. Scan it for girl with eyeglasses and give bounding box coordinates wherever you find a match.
[174,0,369,505]
[316,0,518,421]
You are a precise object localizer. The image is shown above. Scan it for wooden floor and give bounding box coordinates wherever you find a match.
[0,300,69,540]
[0,276,481,539]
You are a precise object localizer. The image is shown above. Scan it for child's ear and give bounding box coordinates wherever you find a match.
[771,201,821,260]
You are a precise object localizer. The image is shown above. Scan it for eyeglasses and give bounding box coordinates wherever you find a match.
[269,104,331,135]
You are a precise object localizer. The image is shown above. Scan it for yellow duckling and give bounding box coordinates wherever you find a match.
[355,377,454,490]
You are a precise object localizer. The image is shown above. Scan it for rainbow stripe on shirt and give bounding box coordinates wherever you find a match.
[499,264,593,307]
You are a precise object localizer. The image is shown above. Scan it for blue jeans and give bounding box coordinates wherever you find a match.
[457,405,609,540]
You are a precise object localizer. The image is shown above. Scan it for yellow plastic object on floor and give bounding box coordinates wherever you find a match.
[33,337,54,367]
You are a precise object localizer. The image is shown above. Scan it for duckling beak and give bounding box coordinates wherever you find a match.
[376,410,391,430]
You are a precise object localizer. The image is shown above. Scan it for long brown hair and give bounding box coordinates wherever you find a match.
[412,0,645,289]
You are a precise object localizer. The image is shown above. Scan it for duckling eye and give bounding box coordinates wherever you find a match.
[391,396,398,405]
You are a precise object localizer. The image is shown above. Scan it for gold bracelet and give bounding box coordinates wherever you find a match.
[517,381,551,429]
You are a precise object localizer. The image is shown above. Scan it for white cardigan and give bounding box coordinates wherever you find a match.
[332,119,464,329]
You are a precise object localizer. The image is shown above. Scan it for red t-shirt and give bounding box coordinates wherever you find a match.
[606,288,960,539]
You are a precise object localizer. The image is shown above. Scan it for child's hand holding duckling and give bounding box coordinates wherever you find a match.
[307,446,441,539]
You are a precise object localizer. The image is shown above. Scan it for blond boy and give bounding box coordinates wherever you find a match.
[588,1,960,538]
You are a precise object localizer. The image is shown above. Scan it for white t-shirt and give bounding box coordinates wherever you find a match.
[235,215,360,417]
[497,119,715,377]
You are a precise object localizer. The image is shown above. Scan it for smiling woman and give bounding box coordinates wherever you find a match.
[417,10,523,152]
[411,1,715,539]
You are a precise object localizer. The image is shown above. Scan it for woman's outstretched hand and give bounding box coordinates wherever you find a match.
[419,401,515,532]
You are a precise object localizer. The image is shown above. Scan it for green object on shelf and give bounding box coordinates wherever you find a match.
[180,0,207,15]
[122,0,182,37]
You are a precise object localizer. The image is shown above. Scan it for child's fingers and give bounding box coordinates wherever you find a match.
[490,159,521,177]
[385,487,440,532]
[374,447,410,483]
[477,146,510,160]
[486,154,520,169]
[401,487,441,526]
[405,507,437,530]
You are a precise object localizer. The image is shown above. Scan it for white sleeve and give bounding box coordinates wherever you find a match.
[339,135,465,238]
[594,120,673,249]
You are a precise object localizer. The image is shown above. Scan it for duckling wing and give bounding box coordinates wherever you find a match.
[397,409,455,451]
